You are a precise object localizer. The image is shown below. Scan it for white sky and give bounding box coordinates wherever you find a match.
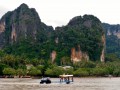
[0,0,120,28]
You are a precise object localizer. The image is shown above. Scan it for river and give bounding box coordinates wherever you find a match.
[0,77,120,90]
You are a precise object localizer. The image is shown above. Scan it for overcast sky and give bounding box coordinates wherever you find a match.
[0,0,120,27]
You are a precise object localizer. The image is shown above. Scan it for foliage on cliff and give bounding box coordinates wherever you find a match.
[54,15,105,62]
[0,4,105,66]
[0,3,120,77]
[0,3,54,60]
[102,23,120,58]
[0,3,53,47]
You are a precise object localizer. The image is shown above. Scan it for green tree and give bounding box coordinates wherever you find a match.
[45,68,53,77]
[28,66,41,76]
[65,68,74,74]
[105,53,119,62]
[113,68,120,77]
[61,56,72,66]
[73,61,96,69]
[30,59,40,66]
[0,63,9,75]
[1,55,16,67]
[3,68,16,76]
[74,68,89,77]
[16,69,27,77]
[37,65,44,75]
[45,66,64,77]
[91,67,109,76]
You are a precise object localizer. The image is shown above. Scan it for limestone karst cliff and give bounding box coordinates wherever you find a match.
[54,15,105,63]
[71,46,89,63]
[102,23,120,57]
[0,3,53,48]
[0,3,105,64]
[103,23,120,38]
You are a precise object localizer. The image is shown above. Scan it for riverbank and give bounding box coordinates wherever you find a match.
[0,77,120,90]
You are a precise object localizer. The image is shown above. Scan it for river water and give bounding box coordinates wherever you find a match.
[0,77,120,90]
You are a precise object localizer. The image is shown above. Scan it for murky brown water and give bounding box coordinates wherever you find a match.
[0,77,120,90]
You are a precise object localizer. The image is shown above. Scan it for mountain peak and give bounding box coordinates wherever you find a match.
[18,3,29,9]
[68,15,101,26]
[0,3,53,47]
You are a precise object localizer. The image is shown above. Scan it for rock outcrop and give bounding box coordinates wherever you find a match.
[0,3,53,48]
[0,3,105,63]
[51,51,57,63]
[71,46,89,63]
[103,23,120,38]
[55,15,105,62]
[0,21,5,33]
[100,35,105,62]
[102,23,120,57]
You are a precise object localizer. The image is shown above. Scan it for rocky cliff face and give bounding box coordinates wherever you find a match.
[100,35,105,62]
[0,21,5,33]
[51,51,57,63]
[0,21,5,47]
[103,23,120,38]
[71,46,89,63]
[102,23,120,57]
[0,3,105,63]
[55,15,105,62]
[0,3,53,48]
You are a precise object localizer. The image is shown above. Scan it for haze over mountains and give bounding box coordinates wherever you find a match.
[102,23,120,57]
[0,3,119,64]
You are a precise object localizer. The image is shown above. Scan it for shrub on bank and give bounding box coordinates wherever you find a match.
[28,66,41,76]
[113,68,120,77]
[64,68,74,75]
[3,67,16,76]
[73,61,96,69]
[16,69,27,77]
[74,68,89,77]
[91,67,109,76]
[45,66,64,77]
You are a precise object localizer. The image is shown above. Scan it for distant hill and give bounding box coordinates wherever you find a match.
[102,23,120,57]
[54,15,105,63]
[0,3,53,47]
[0,3,105,64]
